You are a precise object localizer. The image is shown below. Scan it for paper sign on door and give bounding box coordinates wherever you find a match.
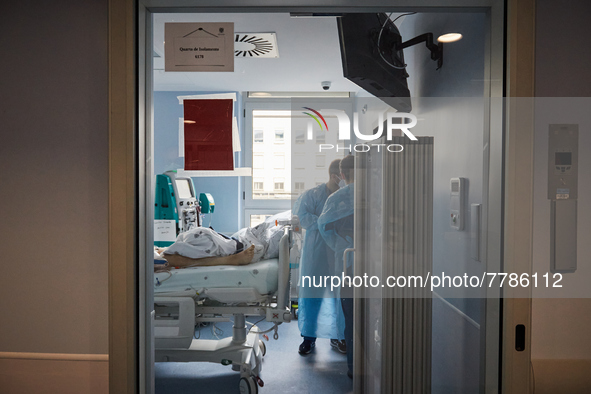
[165,23,234,72]
[173,37,226,67]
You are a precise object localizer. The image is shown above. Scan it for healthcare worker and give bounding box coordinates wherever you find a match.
[318,154,355,378]
[293,159,346,355]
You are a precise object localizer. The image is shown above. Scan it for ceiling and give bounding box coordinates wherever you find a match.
[153,13,362,93]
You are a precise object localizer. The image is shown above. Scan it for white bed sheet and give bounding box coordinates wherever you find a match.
[154,258,279,297]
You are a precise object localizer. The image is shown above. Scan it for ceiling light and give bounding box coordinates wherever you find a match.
[248,92,272,98]
[183,120,196,124]
[437,33,463,43]
[247,92,350,98]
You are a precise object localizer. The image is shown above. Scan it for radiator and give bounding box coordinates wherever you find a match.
[354,136,434,394]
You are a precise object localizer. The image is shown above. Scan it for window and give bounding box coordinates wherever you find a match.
[274,129,284,143]
[254,129,264,143]
[249,109,291,201]
[274,178,285,191]
[295,130,305,144]
[294,181,305,192]
[245,99,353,228]
[253,154,264,169]
[316,130,326,144]
[316,154,326,168]
[273,154,285,169]
[293,153,305,170]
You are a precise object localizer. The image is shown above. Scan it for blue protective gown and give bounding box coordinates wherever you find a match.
[294,183,343,340]
[318,182,355,370]
[318,183,355,274]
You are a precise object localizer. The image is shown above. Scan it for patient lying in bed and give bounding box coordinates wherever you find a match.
[157,244,256,268]
[156,211,290,269]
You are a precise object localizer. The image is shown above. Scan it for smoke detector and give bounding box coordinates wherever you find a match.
[234,33,279,58]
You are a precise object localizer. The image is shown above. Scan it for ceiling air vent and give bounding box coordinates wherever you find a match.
[234,33,279,58]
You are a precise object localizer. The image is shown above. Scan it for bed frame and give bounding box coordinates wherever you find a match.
[153,231,294,393]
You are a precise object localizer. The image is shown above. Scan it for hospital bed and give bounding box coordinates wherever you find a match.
[153,226,298,394]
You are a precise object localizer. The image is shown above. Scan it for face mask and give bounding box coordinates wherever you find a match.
[338,177,346,188]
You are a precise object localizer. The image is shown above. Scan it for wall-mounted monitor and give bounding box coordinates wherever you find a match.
[337,13,412,112]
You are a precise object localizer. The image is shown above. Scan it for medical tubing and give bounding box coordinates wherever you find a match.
[250,323,280,335]
[211,322,223,339]
[154,270,172,286]
[247,316,280,334]
[247,317,267,333]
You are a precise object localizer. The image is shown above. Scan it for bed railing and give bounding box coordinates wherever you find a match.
[266,231,292,324]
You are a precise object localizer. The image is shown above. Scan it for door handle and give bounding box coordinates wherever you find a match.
[343,248,355,273]
[515,324,526,351]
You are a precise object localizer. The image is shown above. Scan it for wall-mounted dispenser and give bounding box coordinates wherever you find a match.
[548,124,578,273]
[450,177,465,231]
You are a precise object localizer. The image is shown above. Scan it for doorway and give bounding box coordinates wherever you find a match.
[138,3,506,393]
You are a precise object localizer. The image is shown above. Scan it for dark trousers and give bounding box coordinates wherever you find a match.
[341,296,354,373]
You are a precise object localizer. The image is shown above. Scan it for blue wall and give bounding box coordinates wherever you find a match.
[154,91,244,234]
[401,12,486,393]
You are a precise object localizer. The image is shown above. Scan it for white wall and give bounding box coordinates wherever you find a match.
[0,0,109,391]
[531,1,591,387]
[531,98,591,300]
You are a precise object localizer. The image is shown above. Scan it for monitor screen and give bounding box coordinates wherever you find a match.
[175,179,193,199]
[555,152,572,166]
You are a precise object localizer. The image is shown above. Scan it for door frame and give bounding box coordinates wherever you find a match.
[502,0,536,393]
[107,0,536,392]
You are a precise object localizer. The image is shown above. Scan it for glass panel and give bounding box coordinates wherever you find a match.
[150,9,503,394]
[290,88,497,392]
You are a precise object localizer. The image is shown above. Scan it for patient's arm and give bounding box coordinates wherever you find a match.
[163,245,255,269]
